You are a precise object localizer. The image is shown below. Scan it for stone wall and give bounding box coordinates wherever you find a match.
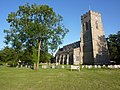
[73,47,80,65]
[55,41,80,65]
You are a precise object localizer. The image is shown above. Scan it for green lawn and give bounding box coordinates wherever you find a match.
[0,66,120,90]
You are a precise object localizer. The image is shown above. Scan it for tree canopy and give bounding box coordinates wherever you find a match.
[4,3,69,69]
[107,31,120,64]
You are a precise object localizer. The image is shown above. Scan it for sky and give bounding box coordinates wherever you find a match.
[0,0,120,50]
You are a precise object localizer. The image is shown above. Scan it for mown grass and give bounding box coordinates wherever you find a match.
[0,66,120,90]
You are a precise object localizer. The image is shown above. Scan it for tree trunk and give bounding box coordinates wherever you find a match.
[34,62,37,70]
[35,40,41,70]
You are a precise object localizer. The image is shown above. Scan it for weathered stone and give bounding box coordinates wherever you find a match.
[85,65,88,68]
[98,65,101,68]
[82,65,84,68]
[103,65,106,68]
[70,65,80,71]
[42,65,49,69]
[25,65,28,68]
[88,65,92,69]
[62,65,65,69]
[94,65,97,68]
[16,65,19,68]
[52,65,55,69]
[28,65,30,68]
[20,65,23,68]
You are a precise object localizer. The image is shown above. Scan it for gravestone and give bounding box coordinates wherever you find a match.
[21,65,23,68]
[28,65,30,68]
[25,65,28,68]
[62,65,65,69]
[98,65,101,68]
[103,65,106,68]
[42,65,49,69]
[85,65,88,68]
[16,65,19,68]
[82,65,84,68]
[88,65,92,69]
[52,65,55,69]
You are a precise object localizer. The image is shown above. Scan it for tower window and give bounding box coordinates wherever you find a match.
[83,23,86,32]
[86,22,89,30]
[95,17,99,29]
[95,20,98,29]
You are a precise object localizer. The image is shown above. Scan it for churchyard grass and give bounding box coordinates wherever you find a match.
[0,66,120,90]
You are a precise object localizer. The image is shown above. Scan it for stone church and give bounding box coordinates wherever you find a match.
[55,10,110,65]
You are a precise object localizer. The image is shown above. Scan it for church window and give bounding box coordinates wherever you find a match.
[95,20,98,29]
[95,17,99,29]
[86,22,89,30]
[82,23,85,32]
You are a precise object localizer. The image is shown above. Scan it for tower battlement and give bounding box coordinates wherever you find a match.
[81,10,101,20]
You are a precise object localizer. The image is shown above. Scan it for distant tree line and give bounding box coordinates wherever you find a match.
[107,31,120,64]
[0,46,52,67]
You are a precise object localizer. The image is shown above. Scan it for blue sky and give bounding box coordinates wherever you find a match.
[0,0,120,50]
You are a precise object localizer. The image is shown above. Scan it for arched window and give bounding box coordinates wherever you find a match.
[95,20,98,29]
[95,17,99,29]
[86,22,89,30]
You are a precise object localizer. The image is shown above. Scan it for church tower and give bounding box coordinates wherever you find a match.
[80,10,110,65]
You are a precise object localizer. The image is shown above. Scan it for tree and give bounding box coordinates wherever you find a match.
[4,3,69,70]
[40,51,52,63]
[107,31,120,64]
[0,47,17,66]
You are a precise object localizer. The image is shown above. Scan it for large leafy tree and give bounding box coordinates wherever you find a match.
[4,3,68,69]
[107,31,120,64]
